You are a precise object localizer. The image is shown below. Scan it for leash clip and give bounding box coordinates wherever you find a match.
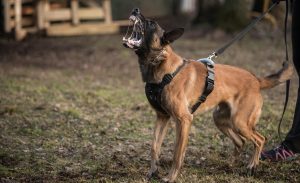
[208,52,217,60]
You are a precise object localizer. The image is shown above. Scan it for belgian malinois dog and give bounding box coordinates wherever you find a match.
[123,8,293,182]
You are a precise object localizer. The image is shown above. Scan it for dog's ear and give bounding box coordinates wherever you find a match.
[161,28,184,45]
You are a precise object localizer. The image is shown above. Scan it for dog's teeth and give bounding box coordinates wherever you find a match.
[123,16,143,48]
[137,39,141,46]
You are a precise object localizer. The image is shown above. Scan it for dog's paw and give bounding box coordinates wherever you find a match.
[162,177,175,183]
[162,177,170,183]
[246,167,256,177]
[146,168,158,180]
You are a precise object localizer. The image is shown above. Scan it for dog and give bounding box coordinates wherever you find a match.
[123,8,293,182]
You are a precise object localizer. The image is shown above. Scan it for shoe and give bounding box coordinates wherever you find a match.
[260,144,298,161]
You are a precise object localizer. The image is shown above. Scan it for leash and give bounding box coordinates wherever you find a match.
[193,2,279,114]
[204,0,291,141]
[278,0,290,142]
[207,2,278,59]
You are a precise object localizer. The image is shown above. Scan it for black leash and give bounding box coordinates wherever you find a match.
[192,1,279,114]
[208,2,278,58]
[204,0,291,142]
[278,0,290,142]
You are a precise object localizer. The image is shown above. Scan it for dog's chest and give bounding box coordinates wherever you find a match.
[145,83,168,114]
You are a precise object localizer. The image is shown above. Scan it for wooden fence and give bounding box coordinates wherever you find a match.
[2,0,129,40]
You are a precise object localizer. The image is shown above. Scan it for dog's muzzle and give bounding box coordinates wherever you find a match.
[122,9,144,49]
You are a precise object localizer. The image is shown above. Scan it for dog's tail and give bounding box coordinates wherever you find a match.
[258,63,293,90]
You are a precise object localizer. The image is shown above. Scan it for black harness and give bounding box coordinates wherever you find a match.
[145,59,215,114]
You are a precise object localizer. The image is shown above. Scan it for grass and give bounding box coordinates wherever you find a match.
[0,32,299,182]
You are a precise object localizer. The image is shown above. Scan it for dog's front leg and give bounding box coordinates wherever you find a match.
[163,113,192,183]
[147,113,170,179]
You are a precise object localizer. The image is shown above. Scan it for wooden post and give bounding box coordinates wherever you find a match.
[71,0,79,25]
[44,0,50,28]
[3,0,12,32]
[37,0,45,29]
[15,0,27,40]
[103,0,112,24]
[38,0,50,29]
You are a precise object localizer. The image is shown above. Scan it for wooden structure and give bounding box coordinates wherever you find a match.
[2,0,129,40]
[251,0,278,29]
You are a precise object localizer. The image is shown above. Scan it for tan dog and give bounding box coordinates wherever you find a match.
[123,8,293,182]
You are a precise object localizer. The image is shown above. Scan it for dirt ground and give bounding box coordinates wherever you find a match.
[0,30,299,182]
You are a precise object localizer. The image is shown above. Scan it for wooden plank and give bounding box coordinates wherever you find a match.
[3,0,12,32]
[103,0,112,24]
[113,20,130,26]
[71,0,79,25]
[45,9,71,21]
[46,8,104,21]
[46,23,119,36]
[78,8,104,20]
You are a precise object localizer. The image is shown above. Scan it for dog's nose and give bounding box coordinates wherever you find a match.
[131,8,140,16]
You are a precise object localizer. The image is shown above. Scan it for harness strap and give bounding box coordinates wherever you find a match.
[191,59,215,113]
[145,60,188,114]
[159,60,188,87]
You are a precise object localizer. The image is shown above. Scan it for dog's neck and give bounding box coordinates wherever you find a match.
[137,46,183,83]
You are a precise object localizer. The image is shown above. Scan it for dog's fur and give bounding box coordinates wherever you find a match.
[123,9,293,182]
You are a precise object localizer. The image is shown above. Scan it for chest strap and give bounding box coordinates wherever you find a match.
[145,60,188,114]
[190,58,215,113]
[145,59,215,115]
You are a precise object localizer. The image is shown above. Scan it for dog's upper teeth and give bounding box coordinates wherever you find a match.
[123,16,143,48]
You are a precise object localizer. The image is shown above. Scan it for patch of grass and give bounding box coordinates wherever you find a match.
[0,34,299,182]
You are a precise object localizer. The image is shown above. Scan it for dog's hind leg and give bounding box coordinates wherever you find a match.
[248,131,265,172]
[213,102,245,156]
[231,95,265,174]
[147,112,170,179]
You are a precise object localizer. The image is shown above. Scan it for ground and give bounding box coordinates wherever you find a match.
[0,31,299,183]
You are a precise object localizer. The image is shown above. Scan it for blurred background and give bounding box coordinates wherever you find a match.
[0,0,288,39]
[1,0,299,182]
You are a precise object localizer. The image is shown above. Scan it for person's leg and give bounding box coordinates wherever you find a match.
[283,0,300,153]
[261,0,300,161]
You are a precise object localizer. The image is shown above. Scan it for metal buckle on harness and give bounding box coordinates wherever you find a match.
[197,58,215,67]
[208,52,217,60]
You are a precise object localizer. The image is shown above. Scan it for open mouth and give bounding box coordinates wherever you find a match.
[122,15,144,49]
